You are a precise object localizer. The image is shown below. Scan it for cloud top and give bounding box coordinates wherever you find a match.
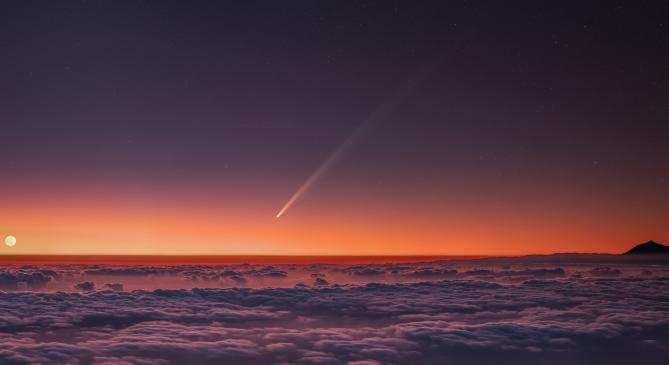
[0,259,667,364]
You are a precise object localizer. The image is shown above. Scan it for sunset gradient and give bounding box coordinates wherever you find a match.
[2,172,666,256]
[2,1,668,257]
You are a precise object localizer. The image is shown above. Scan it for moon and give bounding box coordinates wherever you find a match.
[4,235,16,247]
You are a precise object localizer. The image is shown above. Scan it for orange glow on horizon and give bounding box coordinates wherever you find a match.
[1,187,666,257]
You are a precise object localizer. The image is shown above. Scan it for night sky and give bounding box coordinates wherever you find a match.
[1,1,668,255]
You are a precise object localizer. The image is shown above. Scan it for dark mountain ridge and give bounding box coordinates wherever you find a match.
[625,240,669,255]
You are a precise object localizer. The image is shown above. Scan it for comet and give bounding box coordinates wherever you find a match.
[275,68,434,218]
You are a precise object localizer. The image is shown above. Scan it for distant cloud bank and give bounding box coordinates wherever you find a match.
[0,258,667,364]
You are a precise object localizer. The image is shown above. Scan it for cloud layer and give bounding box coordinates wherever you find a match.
[0,259,668,364]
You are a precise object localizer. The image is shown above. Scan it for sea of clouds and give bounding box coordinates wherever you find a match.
[0,256,668,364]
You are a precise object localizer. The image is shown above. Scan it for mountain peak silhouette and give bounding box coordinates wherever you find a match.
[625,240,669,255]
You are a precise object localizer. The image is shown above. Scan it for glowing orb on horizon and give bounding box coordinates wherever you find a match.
[4,236,16,247]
